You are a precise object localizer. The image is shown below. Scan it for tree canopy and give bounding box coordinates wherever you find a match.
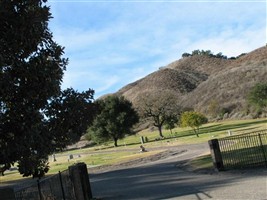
[182,49,228,59]
[0,0,96,177]
[180,111,208,137]
[138,92,180,138]
[164,115,178,134]
[88,96,139,147]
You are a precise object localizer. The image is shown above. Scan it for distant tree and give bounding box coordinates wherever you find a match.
[236,53,247,59]
[188,49,228,59]
[192,50,201,56]
[201,50,212,56]
[138,92,180,138]
[228,57,236,60]
[0,0,96,177]
[164,115,178,134]
[215,52,227,59]
[247,83,267,111]
[182,53,191,58]
[180,111,208,137]
[88,96,139,147]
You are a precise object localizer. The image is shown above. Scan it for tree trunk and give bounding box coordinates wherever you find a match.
[158,126,164,138]
[114,138,118,147]
[193,129,199,137]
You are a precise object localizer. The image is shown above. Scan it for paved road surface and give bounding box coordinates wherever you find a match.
[89,143,267,200]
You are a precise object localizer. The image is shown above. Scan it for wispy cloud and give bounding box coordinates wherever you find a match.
[184,26,266,57]
[48,1,266,98]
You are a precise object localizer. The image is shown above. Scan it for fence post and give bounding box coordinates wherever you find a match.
[69,162,92,200]
[37,179,43,200]
[208,139,225,171]
[58,171,66,200]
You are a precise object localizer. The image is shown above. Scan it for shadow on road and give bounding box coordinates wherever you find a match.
[89,159,266,200]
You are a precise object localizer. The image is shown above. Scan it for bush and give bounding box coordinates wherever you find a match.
[247,83,267,111]
[180,111,208,137]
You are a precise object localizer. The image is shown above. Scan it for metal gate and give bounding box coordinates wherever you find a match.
[218,130,267,169]
[15,169,76,200]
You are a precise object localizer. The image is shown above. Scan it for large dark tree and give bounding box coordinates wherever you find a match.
[0,0,95,177]
[88,96,139,147]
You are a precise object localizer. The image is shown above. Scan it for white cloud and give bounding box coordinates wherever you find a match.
[61,69,120,96]
[95,76,120,94]
[185,26,266,57]
[50,1,266,98]
[53,28,113,54]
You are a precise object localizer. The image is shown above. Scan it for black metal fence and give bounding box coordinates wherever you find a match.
[218,130,267,169]
[14,169,75,200]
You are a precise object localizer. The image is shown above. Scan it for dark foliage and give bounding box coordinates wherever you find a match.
[88,96,139,147]
[182,50,242,60]
[0,0,96,177]
[247,83,267,111]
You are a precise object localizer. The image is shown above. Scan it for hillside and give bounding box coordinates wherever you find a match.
[115,46,267,119]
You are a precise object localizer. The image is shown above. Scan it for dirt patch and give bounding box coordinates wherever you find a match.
[89,149,187,173]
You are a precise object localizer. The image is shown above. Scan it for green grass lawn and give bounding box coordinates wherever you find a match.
[120,118,267,147]
[0,118,266,183]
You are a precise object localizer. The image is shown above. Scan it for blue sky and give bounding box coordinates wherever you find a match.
[48,0,266,98]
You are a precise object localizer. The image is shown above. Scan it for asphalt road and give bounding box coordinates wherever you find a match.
[89,143,267,200]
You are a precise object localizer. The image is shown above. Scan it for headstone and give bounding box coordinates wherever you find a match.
[228,130,232,136]
[140,136,144,144]
[53,153,56,162]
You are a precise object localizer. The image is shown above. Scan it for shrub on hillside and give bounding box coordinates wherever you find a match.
[247,83,267,112]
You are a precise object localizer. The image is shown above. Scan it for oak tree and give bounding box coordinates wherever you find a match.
[88,96,139,147]
[138,92,180,138]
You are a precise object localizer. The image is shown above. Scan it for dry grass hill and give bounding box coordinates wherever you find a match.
[114,46,267,120]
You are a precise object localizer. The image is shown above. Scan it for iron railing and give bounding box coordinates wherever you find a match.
[218,130,267,169]
[15,169,75,200]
